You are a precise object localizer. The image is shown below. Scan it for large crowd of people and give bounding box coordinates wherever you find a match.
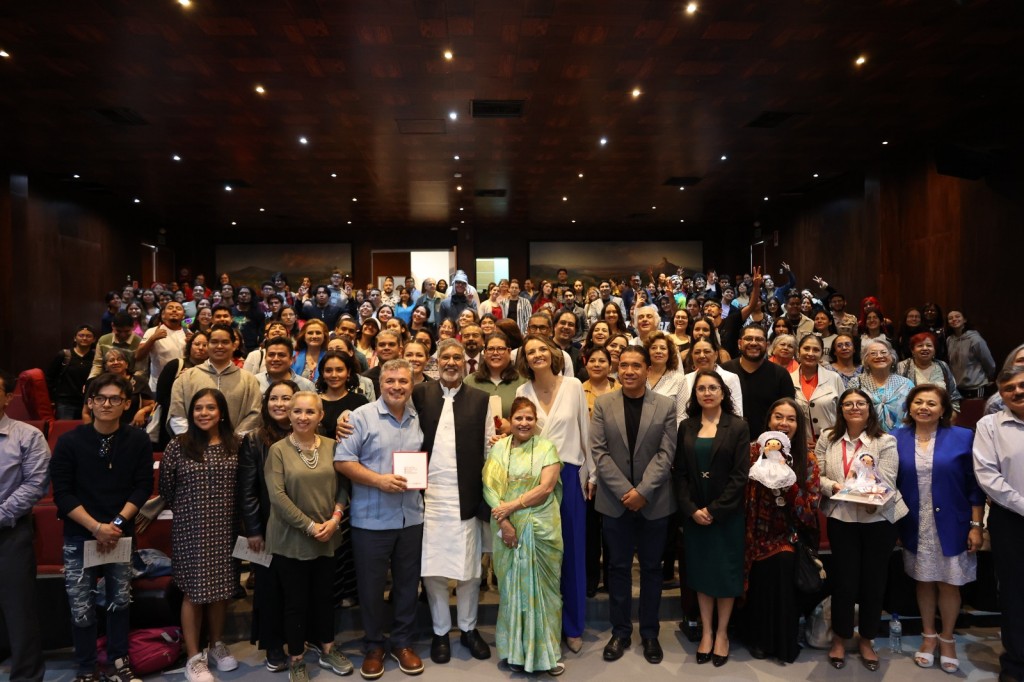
[1,260,1022,682]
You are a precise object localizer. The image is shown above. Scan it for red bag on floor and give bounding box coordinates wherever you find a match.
[97,626,183,675]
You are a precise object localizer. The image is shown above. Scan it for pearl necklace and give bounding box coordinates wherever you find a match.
[289,434,321,469]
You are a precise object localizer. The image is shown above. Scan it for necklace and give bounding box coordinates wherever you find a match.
[289,434,321,469]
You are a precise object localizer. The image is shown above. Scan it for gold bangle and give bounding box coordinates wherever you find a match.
[519,495,526,509]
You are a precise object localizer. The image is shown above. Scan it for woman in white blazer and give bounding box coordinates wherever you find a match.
[791,334,845,446]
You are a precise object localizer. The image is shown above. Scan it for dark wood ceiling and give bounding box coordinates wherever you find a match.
[1,0,1022,236]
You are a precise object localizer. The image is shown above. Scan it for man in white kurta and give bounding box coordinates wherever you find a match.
[414,338,495,664]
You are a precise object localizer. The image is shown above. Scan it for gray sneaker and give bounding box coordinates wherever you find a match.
[289,660,310,682]
[319,648,354,676]
[208,641,238,672]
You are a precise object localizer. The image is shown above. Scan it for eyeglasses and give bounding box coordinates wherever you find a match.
[695,385,721,393]
[91,395,126,406]
[865,351,890,358]
[834,342,854,349]
[841,401,869,409]
[527,325,550,333]
[486,346,509,353]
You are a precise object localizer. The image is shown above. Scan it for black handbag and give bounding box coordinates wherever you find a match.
[794,534,826,594]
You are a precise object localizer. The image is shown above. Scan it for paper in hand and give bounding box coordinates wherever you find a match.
[83,537,133,569]
[232,535,272,567]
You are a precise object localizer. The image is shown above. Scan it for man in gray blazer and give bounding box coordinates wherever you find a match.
[591,346,678,664]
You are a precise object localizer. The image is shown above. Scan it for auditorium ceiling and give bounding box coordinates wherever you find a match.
[1,0,1022,235]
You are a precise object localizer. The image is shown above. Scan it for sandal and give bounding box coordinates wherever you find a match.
[915,633,937,668]
[938,635,960,674]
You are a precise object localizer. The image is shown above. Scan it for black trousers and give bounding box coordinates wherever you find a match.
[989,503,1024,680]
[826,518,898,640]
[0,515,44,682]
[352,524,423,649]
[272,554,335,657]
[250,562,284,651]
[584,496,608,592]
[603,512,667,639]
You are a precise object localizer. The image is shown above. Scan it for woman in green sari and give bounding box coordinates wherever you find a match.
[484,396,565,676]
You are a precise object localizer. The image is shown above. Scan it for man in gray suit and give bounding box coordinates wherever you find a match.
[591,346,678,664]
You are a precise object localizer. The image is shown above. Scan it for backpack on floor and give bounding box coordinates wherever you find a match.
[97,626,183,675]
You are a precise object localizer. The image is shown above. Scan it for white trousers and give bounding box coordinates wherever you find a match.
[423,575,480,636]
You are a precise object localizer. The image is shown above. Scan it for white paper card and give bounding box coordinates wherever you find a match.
[232,535,273,567]
[393,451,428,490]
[83,537,133,569]
[488,395,503,424]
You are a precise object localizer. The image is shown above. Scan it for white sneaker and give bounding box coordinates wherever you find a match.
[185,653,214,682]
[208,642,239,672]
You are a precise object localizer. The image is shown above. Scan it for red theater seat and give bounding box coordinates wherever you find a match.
[17,369,55,421]
[48,420,84,453]
[32,504,64,575]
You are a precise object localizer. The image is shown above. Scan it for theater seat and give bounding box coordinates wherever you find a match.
[32,504,64,575]
[17,369,55,421]
[48,419,84,452]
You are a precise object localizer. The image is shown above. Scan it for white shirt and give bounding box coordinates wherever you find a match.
[516,377,594,487]
[142,326,186,392]
[974,409,1024,516]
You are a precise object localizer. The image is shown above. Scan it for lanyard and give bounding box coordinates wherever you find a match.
[841,440,862,478]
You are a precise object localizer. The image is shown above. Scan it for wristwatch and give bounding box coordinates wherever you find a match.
[969,521,983,529]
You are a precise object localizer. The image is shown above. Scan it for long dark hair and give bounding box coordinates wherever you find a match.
[477,332,519,383]
[685,369,736,420]
[259,379,297,448]
[828,333,861,365]
[316,350,359,392]
[763,397,810,484]
[183,330,210,369]
[179,388,238,462]
[602,302,630,335]
[827,388,883,444]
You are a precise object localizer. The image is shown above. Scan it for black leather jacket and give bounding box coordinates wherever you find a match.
[238,431,273,537]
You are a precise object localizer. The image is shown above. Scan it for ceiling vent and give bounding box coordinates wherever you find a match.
[745,110,798,128]
[471,100,526,118]
[87,107,149,126]
[474,188,507,198]
[663,176,702,187]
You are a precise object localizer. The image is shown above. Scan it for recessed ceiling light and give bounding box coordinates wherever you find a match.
[454,154,460,160]
[178,0,191,7]
[0,50,10,59]
[299,136,308,145]
[347,221,352,225]
[571,219,576,223]
[459,207,464,211]
[813,173,819,178]
[680,219,685,223]
[651,206,656,210]
[562,196,568,201]
[259,208,265,212]
[330,173,337,178]
[763,196,769,201]
[631,88,641,98]
[231,221,237,226]
[72,174,80,179]
[352,197,357,202]
[882,140,889,145]
[133,198,141,204]
[456,185,463,191]
[172,154,182,161]
[578,172,584,178]
[449,111,458,121]
[461,220,465,224]
[679,186,685,191]
[224,185,232,192]
[685,2,698,15]
[720,154,727,161]
[255,85,265,94]
[599,137,607,146]
[855,55,867,66]
[443,50,453,61]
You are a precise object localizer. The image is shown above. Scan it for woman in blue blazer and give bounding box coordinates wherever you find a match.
[894,384,985,674]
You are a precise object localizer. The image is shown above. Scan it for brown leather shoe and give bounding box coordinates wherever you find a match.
[389,647,424,675]
[360,648,386,680]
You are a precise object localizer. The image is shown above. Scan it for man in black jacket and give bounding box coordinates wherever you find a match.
[51,373,153,682]
[413,338,494,664]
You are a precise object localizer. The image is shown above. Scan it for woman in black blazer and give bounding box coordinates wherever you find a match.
[675,369,751,667]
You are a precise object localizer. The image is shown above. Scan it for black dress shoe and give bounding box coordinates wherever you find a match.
[603,635,631,661]
[460,629,491,660]
[860,654,880,672]
[712,653,729,667]
[430,633,451,664]
[695,650,712,665]
[641,638,663,664]
[829,655,846,669]
[748,644,767,660]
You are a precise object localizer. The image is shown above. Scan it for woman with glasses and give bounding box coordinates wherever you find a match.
[675,370,750,667]
[849,338,913,433]
[466,332,526,421]
[815,387,908,671]
[825,334,862,388]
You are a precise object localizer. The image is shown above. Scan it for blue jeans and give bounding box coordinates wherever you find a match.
[63,538,133,674]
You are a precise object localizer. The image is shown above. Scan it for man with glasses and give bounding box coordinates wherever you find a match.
[459,325,484,376]
[410,340,493,664]
[51,373,153,682]
[721,326,795,430]
[974,366,1024,682]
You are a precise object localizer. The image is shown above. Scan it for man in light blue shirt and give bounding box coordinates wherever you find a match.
[335,359,425,678]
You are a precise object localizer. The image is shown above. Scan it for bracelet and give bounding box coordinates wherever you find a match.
[969,521,983,529]
[518,495,527,509]
[93,522,102,535]
[306,520,316,535]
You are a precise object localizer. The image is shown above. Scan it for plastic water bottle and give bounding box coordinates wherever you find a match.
[889,613,902,654]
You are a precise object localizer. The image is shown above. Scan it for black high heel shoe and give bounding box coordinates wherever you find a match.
[695,635,714,665]
[712,639,729,667]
